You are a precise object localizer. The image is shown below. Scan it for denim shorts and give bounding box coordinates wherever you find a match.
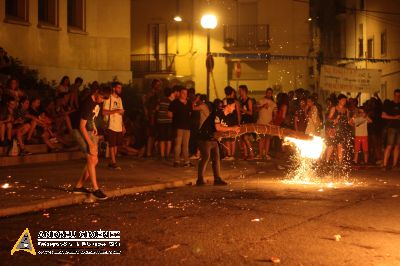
[73,129,98,156]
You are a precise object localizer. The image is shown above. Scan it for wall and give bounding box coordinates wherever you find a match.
[0,0,132,84]
[131,0,311,99]
[340,0,400,99]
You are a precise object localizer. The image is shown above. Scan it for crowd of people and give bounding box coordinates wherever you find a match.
[1,76,400,170]
[127,80,399,173]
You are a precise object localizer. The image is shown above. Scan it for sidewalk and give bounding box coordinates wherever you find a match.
[0,157,264,217]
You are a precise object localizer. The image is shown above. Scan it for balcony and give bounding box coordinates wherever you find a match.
[131,54,176,78]
[223,24,270,51]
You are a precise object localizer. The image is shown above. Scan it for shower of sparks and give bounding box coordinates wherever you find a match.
[282,136,324,184]
[282,135,355,188]
[284,135,325,160]
[1,183,11,189]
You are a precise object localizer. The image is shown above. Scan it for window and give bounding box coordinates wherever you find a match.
[381,30,387,56]
[367,38,374,58]
[38,0,58,26]
[360,0,365,10]
[67,0,85,30]
[5,0,29,22]
[358,39,364,57]
[381,81,387,100]
[149,24,167,56]
[358,24,364,57]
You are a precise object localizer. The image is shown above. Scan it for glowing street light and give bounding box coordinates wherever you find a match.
[174,15,182,22]
[201,14,218,100]
[201,14,217,29]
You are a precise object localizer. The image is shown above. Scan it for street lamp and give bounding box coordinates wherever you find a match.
[201,14,217,100]
[174,15,182,22]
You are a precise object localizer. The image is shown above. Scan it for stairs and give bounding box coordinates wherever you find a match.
[0,144,82,167]
[0,144,47,156]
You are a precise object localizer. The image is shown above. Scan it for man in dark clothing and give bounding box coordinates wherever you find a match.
[72,85,111,199]
[196,98,239,186]
[382,89,400,170]
[168,87,193,167]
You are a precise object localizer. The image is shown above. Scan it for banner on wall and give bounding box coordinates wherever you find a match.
[320,65,382,93]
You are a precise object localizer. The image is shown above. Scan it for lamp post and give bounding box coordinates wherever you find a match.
[201,14,217,100]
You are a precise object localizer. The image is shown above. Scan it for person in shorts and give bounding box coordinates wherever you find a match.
[382,89,400,170]
[351,106,372,165]
[103,82,125,169]
[156,87,176,160]
[72,85,111,200]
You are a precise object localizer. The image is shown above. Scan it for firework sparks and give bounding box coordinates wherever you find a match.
[1,183,11,189]
[282,135,357,188]
[284,135,325,160]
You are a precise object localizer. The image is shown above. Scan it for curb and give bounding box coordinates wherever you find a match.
[0,169,257,218]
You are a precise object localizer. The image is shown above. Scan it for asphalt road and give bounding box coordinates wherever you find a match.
[1,171,400,266]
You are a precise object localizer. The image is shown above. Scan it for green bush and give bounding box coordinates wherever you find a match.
[0,56,39,90]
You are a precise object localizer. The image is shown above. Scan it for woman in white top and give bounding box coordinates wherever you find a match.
[57,76,70,95]
[305,96,321,136]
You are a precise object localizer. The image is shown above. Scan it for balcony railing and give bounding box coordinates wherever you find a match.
[223,24,270,50]
[131,54,176,78]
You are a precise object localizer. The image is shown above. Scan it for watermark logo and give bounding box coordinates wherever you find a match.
[11,228,36,256]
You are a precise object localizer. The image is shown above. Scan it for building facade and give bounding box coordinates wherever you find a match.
[314,0,400,100]
[131,0,311,98]
[0,0,132,84]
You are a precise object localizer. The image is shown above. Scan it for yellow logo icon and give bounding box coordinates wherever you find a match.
[11,228,36,255]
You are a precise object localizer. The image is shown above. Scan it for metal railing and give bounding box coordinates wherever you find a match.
[223,24,270,50]
[131,54,176,78]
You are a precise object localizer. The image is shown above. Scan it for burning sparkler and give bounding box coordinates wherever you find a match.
[214,123,354,187]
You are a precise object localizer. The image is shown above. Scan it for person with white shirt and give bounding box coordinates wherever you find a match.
[350,106,372,165]
[103,82,125,170]
[256,88,277,160]
[305,96,321,136]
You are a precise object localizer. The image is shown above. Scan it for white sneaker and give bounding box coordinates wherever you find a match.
[226,156,235,161]
[190,155,200,160]
[265,154,272,160]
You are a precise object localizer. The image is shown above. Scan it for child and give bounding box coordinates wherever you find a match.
[351,106,372,165]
